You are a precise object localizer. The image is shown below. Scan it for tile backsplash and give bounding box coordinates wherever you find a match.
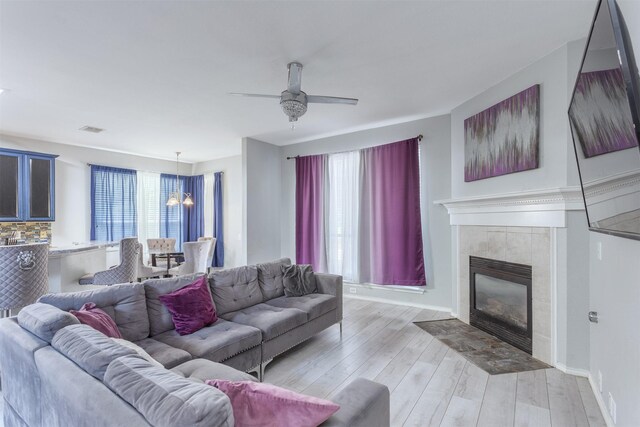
[0,222,52,244]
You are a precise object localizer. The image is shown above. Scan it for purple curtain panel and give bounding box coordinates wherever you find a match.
[359,138,426,286]
[295,155,328,272]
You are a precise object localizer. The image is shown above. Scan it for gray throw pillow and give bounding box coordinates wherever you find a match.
[281,264,317,297]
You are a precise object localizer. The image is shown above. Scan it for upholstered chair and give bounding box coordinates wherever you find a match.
[135,242,165,280]
[168,240,212,276]
[197,236,217,271]
[147,238,176,268]
[79,238,139,285]
[0,242,49,317]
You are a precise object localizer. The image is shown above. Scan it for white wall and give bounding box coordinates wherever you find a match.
[449,41,592,372]
[0,133,189,246]
[242,137,282,265]
[191,155,244,268]
[451,44,571,198]
[587,2,640,426]
[279,115,453,310]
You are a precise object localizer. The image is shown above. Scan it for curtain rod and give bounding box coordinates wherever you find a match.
[86,163,224,175]
[285,134,423,160]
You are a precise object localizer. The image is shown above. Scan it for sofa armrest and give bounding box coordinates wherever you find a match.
[321,378,390,427]
[315,273,343,322]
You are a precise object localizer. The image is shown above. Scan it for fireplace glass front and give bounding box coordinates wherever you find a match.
[474,273,528,330]
[469,256,532,354]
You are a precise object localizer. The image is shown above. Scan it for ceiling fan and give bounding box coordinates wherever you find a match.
[230,62,358,123]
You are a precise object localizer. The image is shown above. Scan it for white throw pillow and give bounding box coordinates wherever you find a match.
[111,338,163,368]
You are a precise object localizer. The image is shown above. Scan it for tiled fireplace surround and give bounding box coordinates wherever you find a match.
[457,225,552,363]
[440,187,586,368]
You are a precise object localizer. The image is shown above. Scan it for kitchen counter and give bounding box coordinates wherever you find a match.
[48,241,118,257]
[47,241,120,293]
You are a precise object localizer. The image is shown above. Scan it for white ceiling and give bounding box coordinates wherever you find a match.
[0,0,595,162]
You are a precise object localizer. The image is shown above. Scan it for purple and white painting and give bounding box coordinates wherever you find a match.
[569,68,638,158]
[464,85,540,182]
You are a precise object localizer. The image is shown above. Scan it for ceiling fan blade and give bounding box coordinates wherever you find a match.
[229,92,281,99]
[307,95,358,105]
[287,62,303,94]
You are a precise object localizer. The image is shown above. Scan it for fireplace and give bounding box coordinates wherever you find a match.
[469,256,532,354]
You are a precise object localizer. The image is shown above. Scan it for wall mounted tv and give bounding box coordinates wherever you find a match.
[569,0,640,240]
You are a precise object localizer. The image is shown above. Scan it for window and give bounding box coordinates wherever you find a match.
[90,165,137,241]
[137,171,161,256]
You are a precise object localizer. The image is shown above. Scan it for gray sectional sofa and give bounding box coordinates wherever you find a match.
[0,258,390,427]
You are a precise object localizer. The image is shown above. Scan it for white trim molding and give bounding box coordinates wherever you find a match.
[435,187,584,227]
[343,293,453,314]
[588,373,615,427]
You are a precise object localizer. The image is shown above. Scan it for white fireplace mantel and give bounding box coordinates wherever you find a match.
[435,187,585,228]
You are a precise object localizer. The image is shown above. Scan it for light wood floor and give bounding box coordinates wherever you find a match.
[0,298,605,427]
[266,298,606,427]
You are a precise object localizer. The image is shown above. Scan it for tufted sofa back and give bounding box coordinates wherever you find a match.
[255,258,291,301]
[39,283,150,341]
[208,266,263,315]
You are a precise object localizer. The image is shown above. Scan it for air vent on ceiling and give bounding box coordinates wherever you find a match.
[79,125,105,133]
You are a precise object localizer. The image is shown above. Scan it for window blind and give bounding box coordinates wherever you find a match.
[90,165,137,242]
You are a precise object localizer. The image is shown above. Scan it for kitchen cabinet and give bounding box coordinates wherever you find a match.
[0,148,57,221]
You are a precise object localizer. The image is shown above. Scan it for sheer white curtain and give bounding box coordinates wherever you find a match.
[204,173,215,238]
[327,151,360,282]
[136,171,161,259]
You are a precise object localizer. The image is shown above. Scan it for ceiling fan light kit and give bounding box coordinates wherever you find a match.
[280,91,307,122]
[231,62,358,123]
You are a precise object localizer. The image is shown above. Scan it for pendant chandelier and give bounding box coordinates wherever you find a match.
[166,152,194,207]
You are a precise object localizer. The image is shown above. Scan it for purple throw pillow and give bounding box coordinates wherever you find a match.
[158,276,217,335]
[206,379,340,427]
[69,302,122,338]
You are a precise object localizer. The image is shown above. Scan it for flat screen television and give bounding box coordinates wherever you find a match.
[569,0,640,240]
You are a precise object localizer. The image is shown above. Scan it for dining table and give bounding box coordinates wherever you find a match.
[150,251,184,276]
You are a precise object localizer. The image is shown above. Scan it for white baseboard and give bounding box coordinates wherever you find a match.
[343,293,453,314]
[588,373,615,427]
[554,364,613,426]
[555,362,590,378]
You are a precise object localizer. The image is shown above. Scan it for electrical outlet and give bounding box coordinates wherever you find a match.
[608,392,617,424]
[349,287,357,294]
[597,242,603,261]
[598,370,603,393]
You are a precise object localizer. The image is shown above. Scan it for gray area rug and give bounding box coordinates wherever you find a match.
[414,318,550,375]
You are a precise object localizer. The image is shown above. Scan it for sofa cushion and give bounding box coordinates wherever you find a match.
[282,264,317,297]
[104,355,234,427]
[17,302,80,343]
[39,283,149,341]
[143,273,205,336]
[70,302,123,338]
[154,318,262,363]
[134,337,192,369]
[220,303,308,341]
[158,276,217,336]
[207,379,339,427]
[112,338,163,367]
[51,324,137,381]
[208,265,263,315]
[256,258,291,301]
[263,294,337,321]
[171,359,257,383]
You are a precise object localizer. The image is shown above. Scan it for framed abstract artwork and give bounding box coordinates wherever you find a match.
[569,68,639,158]
[464,84,540,182]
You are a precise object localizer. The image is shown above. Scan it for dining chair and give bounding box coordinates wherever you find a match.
[168,240,211,276]
[197,236,217,271]
[147,238,176,267]
[135,242,165,280]
[0,242,49,317]
[79,238,139,285]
